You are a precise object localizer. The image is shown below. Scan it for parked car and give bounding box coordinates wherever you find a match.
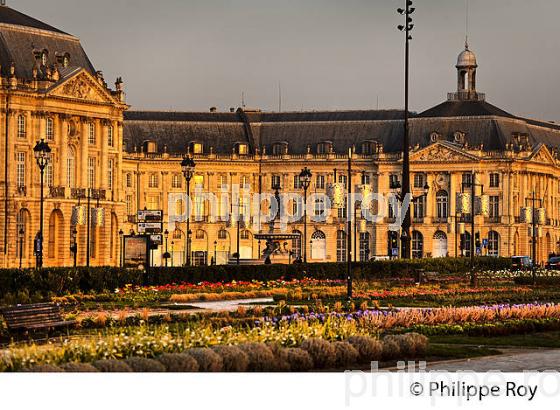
[512,256,533,271]
[546,256,560,270]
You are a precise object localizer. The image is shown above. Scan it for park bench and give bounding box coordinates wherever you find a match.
[415,270,440,284]
[0,303,75,334]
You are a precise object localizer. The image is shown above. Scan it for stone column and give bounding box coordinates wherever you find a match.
[80,119,89,188]
[100,120,108,191]
[57,115,67,188]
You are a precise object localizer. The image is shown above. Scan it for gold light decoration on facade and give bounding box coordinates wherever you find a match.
[476,195,490,217]
[536,208,547,225]
[91,208,105,227]
[456,193,471,214]
[326,183,345,209]
[359,219,368,233]
[71,206,87,226]
[520,207,533,224]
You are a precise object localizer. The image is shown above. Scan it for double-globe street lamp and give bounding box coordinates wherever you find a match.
[33,139,51,269]
[181,155,196,266]
[299,167,312,263]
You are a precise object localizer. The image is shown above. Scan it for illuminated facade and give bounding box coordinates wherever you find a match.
[2,5,560,268]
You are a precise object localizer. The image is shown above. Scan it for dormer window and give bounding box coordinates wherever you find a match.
[41,50,48,66]
[430,132,441,143]
[236,143,248,155]
[317,141,333,154]
[190,142,203,154]
[453,131,465,144]
[272,142,288,155]
[361,140,377,155]
[63,54,70,68]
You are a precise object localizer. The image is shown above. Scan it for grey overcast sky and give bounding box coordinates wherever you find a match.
[9,0,560,119]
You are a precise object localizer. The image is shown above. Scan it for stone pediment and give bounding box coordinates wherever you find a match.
[47,70,116,104]
[411,142,477,163]
[528,144,556,165]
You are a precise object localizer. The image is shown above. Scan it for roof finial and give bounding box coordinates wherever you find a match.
[465,0,469,50]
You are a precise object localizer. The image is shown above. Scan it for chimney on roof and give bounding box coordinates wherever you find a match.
[230,107,235,113]
[210,107,217,113]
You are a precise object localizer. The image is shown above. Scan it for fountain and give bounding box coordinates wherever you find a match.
[254,185,301,264]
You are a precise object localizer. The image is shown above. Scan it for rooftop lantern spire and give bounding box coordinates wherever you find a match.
[448,42,485,102]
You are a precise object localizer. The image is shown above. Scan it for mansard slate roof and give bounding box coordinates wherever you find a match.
[123,100,560,155]
[0,6,95,79]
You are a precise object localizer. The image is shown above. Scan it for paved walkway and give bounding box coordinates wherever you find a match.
[426,349,560,372]
[185,298,274,312]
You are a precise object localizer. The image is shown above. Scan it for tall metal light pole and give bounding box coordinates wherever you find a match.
[181,156,196,266]
[299,167,312,263]
[397,0,415,259]
[347,148,353,300]
[71,227,78,267]
[33,139,51,269]
[163,229,170,267]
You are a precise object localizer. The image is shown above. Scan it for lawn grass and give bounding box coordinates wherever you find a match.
[429,331,560,349]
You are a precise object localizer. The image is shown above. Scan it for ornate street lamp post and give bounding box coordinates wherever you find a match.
[397,0,415,259]
[33,139,51,269]
[18,228,24,269]
[118,229,124,267]
[299,167,312,263]
[181,156,196,266]
[214,240,218,265]
[163,229,170,267]
[71,227,79,267]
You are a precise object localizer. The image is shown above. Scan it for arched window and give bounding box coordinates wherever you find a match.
[412,231,423,259]
[196,230,206,240]
[436,190,449,220]
[488,231,500,257]
[173,229,183,240]
[292,230,302,258]
[46,118,54,140]
[359,232,370,261]
[218,229,228,240]
[16,209,30,261]
[41,50,48,66]
[63,54,70,68]
[336,230,347,262]
[66,147,76,188]
[311,231,326,260]
[17,115,26,138]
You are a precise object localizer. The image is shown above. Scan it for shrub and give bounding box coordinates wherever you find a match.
[266,344,292,372]
[92,359,133,372]
[125,357,166,372]
[283,348,314,372]
[333,341,359,368]
[187,348,223,372]
[347,336,382,363]
[300,338,336,369]
[24,364,64,372]
[406,333,429,357]
[381,336,402,361]
[0,257,511,302]
[211,345,249,372]
[157,353,199,372]
[239,343,276,372]
[60,362,99,372]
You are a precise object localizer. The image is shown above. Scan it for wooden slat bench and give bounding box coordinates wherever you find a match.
[1,303,75,333]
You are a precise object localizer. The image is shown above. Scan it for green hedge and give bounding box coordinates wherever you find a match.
[0,257,511,301]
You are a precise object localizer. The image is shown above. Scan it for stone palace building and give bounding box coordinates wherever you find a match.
[2,4,560,268]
